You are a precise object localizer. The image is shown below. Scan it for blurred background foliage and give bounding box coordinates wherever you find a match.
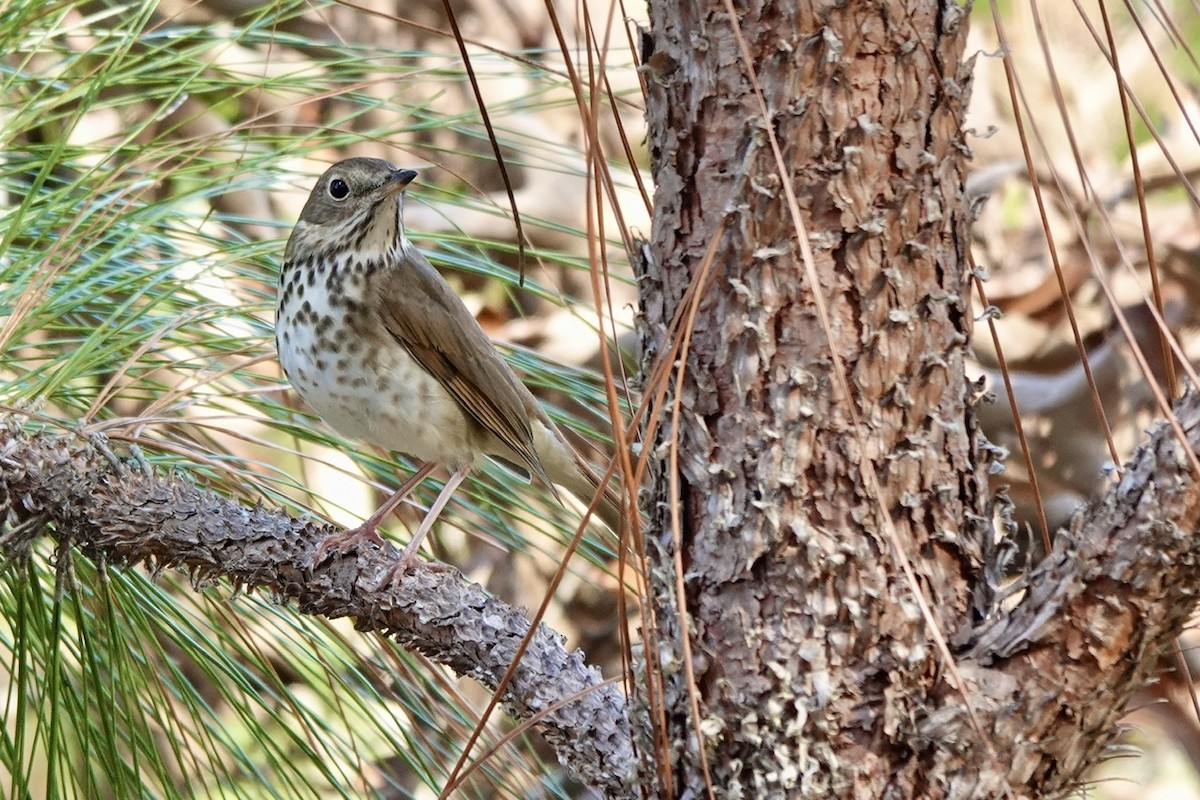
[0,0,1198,797]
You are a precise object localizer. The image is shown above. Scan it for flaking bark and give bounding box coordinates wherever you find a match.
[639,0,986,796]
[636,0,1200,797]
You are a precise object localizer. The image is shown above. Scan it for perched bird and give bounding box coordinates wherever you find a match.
[275,157,620,572]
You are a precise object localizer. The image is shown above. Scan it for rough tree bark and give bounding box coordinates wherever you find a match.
[635,0,1200,798]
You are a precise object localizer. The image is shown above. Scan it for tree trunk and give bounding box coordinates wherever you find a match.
[635,1,1200,797]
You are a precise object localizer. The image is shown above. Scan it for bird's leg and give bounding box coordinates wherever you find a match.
[312,461,438,564]
[373,463,472,587]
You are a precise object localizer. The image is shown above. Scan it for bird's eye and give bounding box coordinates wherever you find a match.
[328,178,350,200]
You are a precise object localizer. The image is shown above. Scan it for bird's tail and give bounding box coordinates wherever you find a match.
[556,449,626,534]
[530,418,627,533]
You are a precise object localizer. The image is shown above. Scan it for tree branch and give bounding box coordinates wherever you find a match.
[944,391,1200,796]
[0,415,634,796]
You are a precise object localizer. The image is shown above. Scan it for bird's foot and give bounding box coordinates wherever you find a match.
[310,463,439,568]
[368,551,418,591]
[369,523,462,589]
[311,523,388,566]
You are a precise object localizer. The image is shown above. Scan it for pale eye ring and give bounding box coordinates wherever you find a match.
[328,178,350,200]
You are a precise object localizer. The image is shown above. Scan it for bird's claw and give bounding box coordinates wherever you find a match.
[311,525,388,567]
[370,548,457,590]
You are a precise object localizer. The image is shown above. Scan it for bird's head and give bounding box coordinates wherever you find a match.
[286,157,418,262]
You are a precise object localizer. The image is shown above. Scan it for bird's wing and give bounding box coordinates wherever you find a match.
[373,245,554,490]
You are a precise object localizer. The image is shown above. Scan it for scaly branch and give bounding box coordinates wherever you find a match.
[0,416,634,796]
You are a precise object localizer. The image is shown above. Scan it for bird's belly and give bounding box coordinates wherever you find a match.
[277,305,480,466]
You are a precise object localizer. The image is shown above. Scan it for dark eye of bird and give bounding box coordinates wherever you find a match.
[328,178,350,200]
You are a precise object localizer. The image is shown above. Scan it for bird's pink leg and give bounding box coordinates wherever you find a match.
[373,463,472,587]
[312,462,438,564]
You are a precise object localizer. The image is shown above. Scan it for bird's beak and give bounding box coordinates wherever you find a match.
[382,168,418,197]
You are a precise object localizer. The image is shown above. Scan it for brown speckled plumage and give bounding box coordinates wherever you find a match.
[275,158,620,573]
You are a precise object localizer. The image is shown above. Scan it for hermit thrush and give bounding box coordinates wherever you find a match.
[276,157,620,572]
